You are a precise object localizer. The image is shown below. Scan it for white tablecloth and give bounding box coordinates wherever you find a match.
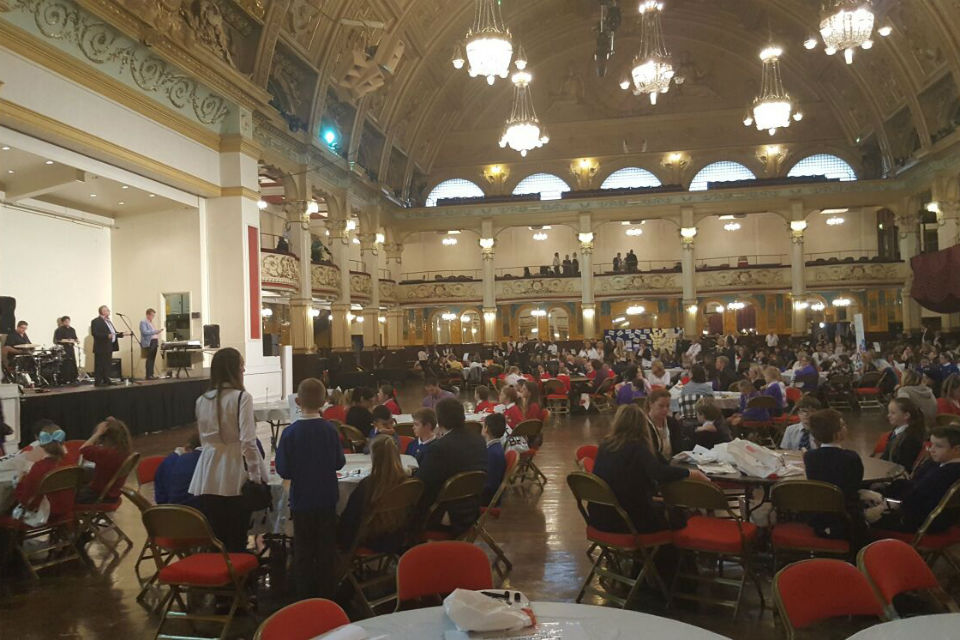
[256,453,419,536]
[396,413,488,425]
[0,468,16,508]
[253,400,293,423]
[353,601,728,639]
[846,613,960,639]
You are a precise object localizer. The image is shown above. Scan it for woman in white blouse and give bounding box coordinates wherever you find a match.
[647,360,671,388]
[188,347,268,552]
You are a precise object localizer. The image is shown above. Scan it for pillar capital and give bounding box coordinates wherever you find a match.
[358,232,378,254]
[383,242,403,263]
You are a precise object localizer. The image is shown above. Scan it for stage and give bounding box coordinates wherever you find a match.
[17,373,209,447]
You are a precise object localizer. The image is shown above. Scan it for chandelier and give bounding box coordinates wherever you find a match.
[624,1,675,105]
[499,52,549,157]
[813,0,890,64]
[743,45,802,136]
[451,0,513,85]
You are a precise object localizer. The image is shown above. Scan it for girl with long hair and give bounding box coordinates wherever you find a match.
[188,348,268,552]
[881,397,927,473]
[938,373,960,416]
[77,416,133,503]
[518,380,543,421]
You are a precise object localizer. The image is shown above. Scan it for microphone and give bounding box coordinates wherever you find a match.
[116,312,126,317]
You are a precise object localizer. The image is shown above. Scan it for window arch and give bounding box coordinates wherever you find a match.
[689,161,756,191]
[512,173,571,201]
[425,179,485,207]
[600,167,662,190]
[787,154,857,182]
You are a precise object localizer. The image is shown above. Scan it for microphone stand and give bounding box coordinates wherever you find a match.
[116,313,141,384]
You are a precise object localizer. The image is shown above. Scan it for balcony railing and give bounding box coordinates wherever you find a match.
[696,254,787,270]
[804,250,900,266]
[400,269,481,282]
[594,260,681,274]
[261,250,299,293]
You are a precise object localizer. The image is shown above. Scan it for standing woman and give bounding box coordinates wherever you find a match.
[189,348,268,552]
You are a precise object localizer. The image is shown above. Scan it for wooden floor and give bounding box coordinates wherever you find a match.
[0,383,902,639]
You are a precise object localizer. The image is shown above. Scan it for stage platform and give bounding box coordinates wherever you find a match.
[18,372,210,447]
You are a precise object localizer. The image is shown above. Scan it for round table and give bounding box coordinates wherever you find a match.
[353,601,729,639]
[846,613,960,639]
[253,400,294,453]
[684,451,905,486]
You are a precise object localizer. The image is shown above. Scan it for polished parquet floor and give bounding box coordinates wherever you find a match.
[0,383,897,639]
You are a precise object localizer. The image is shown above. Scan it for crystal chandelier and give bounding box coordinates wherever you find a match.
[743,45,803,136]
[499,52,549,157]
[816,0,885,64]
[624,1,675,105]
[451,0,513,85]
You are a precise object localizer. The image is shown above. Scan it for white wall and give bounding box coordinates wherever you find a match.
[0,201,112,368]
[111,207,203,378]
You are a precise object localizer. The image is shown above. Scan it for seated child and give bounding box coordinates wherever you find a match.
[481,413,507,506]
[728,380,768,428]
[377,385,401,415]
[475,385,497,413]
[498,386,524,430]
[4,422,72,523]
[322,389,348,423]
[154,433,202,505]
[364,405,399,453]
[406,407,437,463]
[77,417,132,503]
[693,398,732,448]
[779,396,824,451]
[803,409,864,539]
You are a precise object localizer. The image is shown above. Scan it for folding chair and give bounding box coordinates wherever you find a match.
[855,371,885,411]
[143,505,259,640]
[339,424,368,453]
[396,541,492,609]
[76,451,141,555]
[137,454,167,490]
[398,435,414,454]
[858,538,959,619]
[254,598,349,640]
[566,471,672,608]
[774,559,884,640]
[738,395,779,446]
[422,470,487,541]
[468,450,519,582]
[870,479,960,579]
[339,478,424,617]
[770,479,853,570]
[590,377,616,413]
[509,420,547,488]
[543,379,570,415]
[660,478,765,618]
[63,440,86,465]
[0,465,86,579]
[575,444,598,470]
[825,374,854,411]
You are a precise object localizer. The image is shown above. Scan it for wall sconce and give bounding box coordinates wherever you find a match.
[483,311,497,321]
[686,304,698,313]
[790,220,807,232]
[261,308,273,318]
[832,297,852,307]
[346,312,355,322]
[569,158,599,189]
[308,308,321,318]
[479,237,495,250]
[257,199,268,210]
[680,227,697,244]
[378,316,386,323]
[756,144,788,176]
[582,307,595,319]
[578,232,594,244]
[483,164,509,194]
[661,152,689,183]
[375,232,385,244]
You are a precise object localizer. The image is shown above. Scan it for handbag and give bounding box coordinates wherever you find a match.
[236,390,272,512]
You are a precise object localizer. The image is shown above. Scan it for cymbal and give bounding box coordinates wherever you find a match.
[13,343,40,349]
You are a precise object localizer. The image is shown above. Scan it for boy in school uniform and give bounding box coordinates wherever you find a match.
[803,410,864,539]
[275,378,345,599]
[365,405,399,452]
[481,413,507,506]
[407,407,438,463]
[780,396,824,451]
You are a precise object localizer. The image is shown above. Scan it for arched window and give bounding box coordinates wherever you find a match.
[512,173,571,201]
[787,154,857,182]
[425,179,485,207]
[600,167,662,190]
[689,161,756,191]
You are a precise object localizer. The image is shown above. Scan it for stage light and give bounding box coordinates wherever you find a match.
[321,128,339,147]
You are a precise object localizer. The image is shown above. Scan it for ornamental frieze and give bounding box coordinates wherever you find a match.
[350,272,372,298]
[311,262,339,294]
[595,273,681,293]
[497,277,579,297]
[260,251,298,291]
[807,262,904,285]
[401,281,483,301]
[698,268,788,289]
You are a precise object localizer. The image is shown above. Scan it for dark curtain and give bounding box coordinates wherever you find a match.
[911,246,960,313]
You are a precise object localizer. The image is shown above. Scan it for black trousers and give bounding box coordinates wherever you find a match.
[145,339,159,378]
[291,508,338,599]
[193,495,250,553]
[93,350,112,385]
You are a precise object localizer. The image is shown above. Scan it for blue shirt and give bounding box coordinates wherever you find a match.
[154,450,202,505]
[483,440,506,505]
[407,438,435,465]
[276,417,345,512]
[140,319,161,347]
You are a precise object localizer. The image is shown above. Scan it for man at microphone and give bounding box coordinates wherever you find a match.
[91,305,125,387]
[140,308,164,380]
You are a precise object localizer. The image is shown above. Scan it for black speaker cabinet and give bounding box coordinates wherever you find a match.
[0,296,15,334]
[166,351,192,368]
[110,358,122,379]
[203,324,220,348]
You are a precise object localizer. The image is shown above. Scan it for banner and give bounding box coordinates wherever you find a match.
[603,327,683,353]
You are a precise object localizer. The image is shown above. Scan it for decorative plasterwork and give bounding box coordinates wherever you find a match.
[311,262,339,295]
[350,272,372,299]
[379,279,397,303]
[807,262,906,287]
[5,0,232,127]
[697,268,788,291]
[497,278,580,299]
[260,250,299,292]
[400,281,483,303]
[595,272,681,295]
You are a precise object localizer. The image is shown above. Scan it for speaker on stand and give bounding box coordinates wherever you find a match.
[0,297,15,334]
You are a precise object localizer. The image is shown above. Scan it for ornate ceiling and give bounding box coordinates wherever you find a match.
[54,0,960,198]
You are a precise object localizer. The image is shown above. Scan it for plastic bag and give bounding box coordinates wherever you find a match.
[724,439,784,478]
[12,496,50,527]
[443,589,534,633]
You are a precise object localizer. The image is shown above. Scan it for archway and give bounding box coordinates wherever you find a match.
[548,307,570,341]
[460,309,482,343]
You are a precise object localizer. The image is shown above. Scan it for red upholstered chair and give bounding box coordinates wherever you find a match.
[566,471,672,608]
[774,559,884,640]
[254,598,350,640]
[660,478,764,618]
[543,379,570,415]
[785,386,803,407]
[855,371,885,411]
[396,541,493,608]
[398,435,414,455]
[872,431,892,456]
[136,454,166,489]
[62,440,85,465]
[738,395,779,446]
[471,449,519,581]
[575,444,598,472]
[858,538,959,618]
[76,451,140,555]
[770,480,853,569]
[581,457,595,473]
[510,420,547,488]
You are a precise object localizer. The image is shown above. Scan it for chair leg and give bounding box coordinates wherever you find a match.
[576,547,605,603]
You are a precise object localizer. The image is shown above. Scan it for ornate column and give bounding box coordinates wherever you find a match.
[679,207,698,337]
[933,176,960,330]
[578,213,596,339]
[789,201,808,337]
[383,241,404,347]
[480,218,497,344]
[895,199,922,333]
[328,219,352,350]
[360,231,380,348]
[287,208,315,353]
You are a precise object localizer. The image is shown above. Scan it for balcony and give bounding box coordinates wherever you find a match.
[399,279,483,304]
[260,249,299,293]
[311,261,340,298]
[595,271,682,298]
[350,271,373,301]
[806,260,906,288]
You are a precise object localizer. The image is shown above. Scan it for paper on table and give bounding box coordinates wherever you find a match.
[444,621,589,640]
[697,462,739,475]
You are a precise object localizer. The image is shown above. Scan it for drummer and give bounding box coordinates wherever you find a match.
[2,321,31,374]
[53,315,79,382]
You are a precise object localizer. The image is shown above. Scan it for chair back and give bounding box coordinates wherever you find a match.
[481,450,519,517]
[727,381,741,392]
[936,414,960,427]
[785,387,804,404]
[746,395,778,411]
[142,504,217,552]
[464,421,483,436]
[396,541,492,604]
[660,477,732,514]
[351,479,424,554]
[63,440,86,465]
[566,471,637,537]
[593,377,616,395]
[121,487,153,513]
[510,419,542,440]
[431,470,487,506]
[771,479,848,517]
[254,599,349,640]
[858,371,882,388]
[398,435,414,454]
[543,379,565,395]
[395,423,415,438]
[774,559,883,634]
[913,479,960,546]
[857,539,953,612]
[872,431,892,456]
[94,451,141,504]
[137,454,167,487]
[575,444,599,463]
[339,424,368,453]
[582,457,595,473]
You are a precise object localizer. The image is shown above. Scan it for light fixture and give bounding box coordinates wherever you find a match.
[447,230,462,234]
[714,305,725,313]
[877,24,892,37]
[305,201,320,215]
[89,193,97,198]
[442,237,458,246]
[531,308,547,317]
[117,201,125,205]
[627,1,676,105]
[613,316,626,323]
[257,199,268,210]
[832,297,852,307]
[817,0,878,64]
[6,170,13,174]
[811,302,827,311]
[346,312,356,322]
[0,146,9,151]
[626,305,645,315]
[499,53,549,157]
[680,227,697,239]
[723,222,741,231]
[308,308,321,318]
[532,232,548,241]
[454,0,514,85]
[356,315,364,323]
[582,307,596,319]
[727,301,746,310]
[625,227,643,236]
[826,216,845,225]
[484,311,497,321]
[743,45,802,136]
[821,208,849,215]
[718,215,736,220]
[121,185,129,189]
[261,308,274,318]
[375,232,385,244]
[578,232,594,244]
[687,304,698,313]
[346,219,357,231]
[379,316,386,323]
[531,328,539,334]
[148,194,156,198]
[44,160,54,165]
[441,312,457,321]
[926,202,940,214]
[819,322,826,328]
[460,314,471,323]
[790,220,808,232]
[794,301,810,310]
[803,37,819,50]
[352,237,360,244]
[479,237,495,249]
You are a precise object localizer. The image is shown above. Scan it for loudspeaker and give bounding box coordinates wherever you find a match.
[110,358,122,379]
[0,296,15,334]
[203,324,220,348]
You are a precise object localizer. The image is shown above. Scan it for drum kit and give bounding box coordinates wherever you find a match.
[6,342,80,388]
